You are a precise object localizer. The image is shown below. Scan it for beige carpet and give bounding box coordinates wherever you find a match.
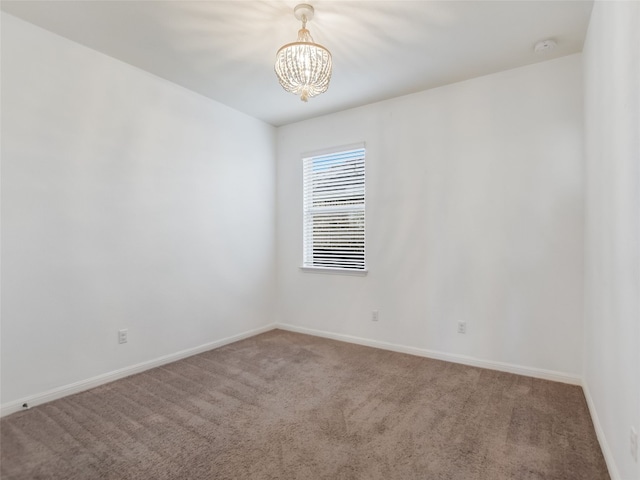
[1,330,609,479]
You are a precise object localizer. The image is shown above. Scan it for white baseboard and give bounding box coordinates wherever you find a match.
[275,323,582,385]
[5,321,616,475]
[0,324,277,418]
[582,381,621,480]
[0,322,583,418]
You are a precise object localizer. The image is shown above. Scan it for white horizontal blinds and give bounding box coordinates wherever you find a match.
[303,148,366,270]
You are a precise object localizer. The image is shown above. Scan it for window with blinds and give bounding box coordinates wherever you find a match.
[303,147,366,271]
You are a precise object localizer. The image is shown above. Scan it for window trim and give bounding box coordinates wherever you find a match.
[301,143,367,274]
[300,266,368,276]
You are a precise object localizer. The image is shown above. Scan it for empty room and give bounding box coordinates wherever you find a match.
[1,1,638,479]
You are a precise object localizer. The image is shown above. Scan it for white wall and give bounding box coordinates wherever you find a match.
[277,55,584,379]
[583,2,640,479]
[1,14,276,407]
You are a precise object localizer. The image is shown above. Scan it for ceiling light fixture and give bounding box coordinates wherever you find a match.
[274,4,332,102]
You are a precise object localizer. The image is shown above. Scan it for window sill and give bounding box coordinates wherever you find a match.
[300,266,368,276]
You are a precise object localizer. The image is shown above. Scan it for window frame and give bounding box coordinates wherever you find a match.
[301,144,367,275]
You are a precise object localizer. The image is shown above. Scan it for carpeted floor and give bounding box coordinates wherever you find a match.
[1,330,609,479]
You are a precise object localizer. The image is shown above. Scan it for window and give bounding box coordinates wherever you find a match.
[303,146,366,272]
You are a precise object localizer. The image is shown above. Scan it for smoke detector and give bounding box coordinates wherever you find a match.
[534,39,557,54]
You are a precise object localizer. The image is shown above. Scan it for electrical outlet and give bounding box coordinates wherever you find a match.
[457,321,466,334]
[631,426,638,462]
[118,329,128,344]
[372,310,379,322]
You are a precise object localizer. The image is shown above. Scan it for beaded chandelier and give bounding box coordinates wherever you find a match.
[274,4,332,102]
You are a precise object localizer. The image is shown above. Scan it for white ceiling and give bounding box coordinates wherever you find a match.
[1,0,593,126]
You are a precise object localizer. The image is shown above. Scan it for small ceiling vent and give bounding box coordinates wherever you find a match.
[534,39,557,54]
